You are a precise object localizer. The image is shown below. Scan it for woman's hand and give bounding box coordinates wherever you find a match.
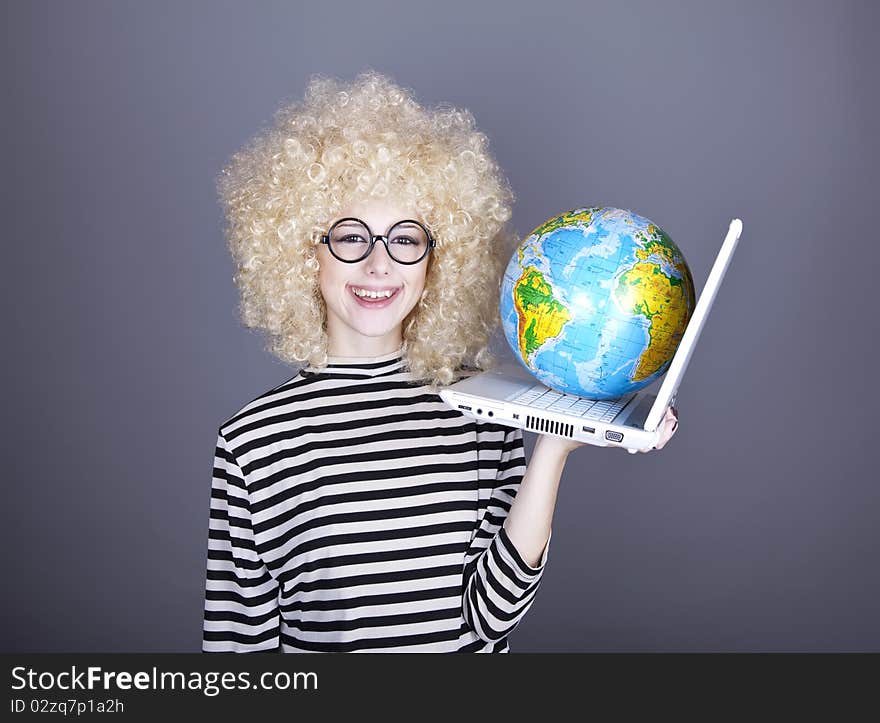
[650,405,679,452]
[534,405,680,455]
[533,430,585,457]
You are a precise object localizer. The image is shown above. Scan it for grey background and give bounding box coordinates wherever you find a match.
[3,0,877,652]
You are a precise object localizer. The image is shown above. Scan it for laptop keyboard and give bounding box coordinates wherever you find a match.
[509,384,636,423]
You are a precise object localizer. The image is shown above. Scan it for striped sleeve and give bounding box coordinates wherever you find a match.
[461,425,551,643]
[202,431,281,652]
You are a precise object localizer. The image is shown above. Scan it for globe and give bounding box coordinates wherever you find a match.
[500,206,696,400]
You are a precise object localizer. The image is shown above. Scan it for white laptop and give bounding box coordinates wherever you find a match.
[439,218,743,453]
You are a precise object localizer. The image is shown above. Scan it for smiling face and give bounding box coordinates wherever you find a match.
[317,198,431,357]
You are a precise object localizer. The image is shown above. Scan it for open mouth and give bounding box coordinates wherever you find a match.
[348,284,402,309]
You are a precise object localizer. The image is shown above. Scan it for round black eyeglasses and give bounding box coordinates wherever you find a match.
[320,217,435,265]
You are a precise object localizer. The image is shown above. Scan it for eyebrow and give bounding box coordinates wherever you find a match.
[336,220,423,231]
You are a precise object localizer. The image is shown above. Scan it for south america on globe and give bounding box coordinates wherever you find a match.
[501,206,696,400]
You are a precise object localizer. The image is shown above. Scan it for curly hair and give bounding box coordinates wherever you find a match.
[216,70,516,388]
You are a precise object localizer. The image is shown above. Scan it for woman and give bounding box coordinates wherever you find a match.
[202,71,678,653]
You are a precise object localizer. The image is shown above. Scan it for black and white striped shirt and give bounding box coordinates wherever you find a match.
[202,348,550,652]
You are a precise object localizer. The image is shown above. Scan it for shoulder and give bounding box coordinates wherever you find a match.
[217,368,313,439]
[475,419,522,442]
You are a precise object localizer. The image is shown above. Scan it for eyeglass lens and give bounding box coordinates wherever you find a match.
[328,220,429,263]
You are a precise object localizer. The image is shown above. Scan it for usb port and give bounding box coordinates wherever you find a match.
[458,404,472,411]
[582,426,595,434]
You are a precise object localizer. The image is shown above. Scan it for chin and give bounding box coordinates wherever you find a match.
[349,318,402,337]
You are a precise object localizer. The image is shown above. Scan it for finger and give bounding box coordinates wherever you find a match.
[656,420,677,450]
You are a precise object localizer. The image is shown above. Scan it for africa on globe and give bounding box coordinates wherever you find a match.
[500,206,696,400]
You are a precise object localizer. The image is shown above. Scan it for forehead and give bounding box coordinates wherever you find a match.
[341,199,419,229]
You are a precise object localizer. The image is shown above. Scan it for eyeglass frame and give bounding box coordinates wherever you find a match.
[319,217,436,265]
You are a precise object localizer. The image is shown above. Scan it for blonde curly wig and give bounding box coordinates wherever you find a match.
[216,70,516,387]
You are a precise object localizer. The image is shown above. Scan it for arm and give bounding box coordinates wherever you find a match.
[202,431,281,652]
[504,405,680,566]
[461,425,550,643]
[502,433,571,568]
[461,406,680,644]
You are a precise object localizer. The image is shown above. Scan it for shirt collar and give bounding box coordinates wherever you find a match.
[303,346,407,377]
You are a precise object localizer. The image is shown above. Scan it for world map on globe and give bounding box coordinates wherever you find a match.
[501,206,696,400]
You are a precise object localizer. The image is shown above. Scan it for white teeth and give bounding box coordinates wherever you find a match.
[352,287,394,299]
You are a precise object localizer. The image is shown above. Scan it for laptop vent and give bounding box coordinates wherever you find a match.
[525,415,573,438]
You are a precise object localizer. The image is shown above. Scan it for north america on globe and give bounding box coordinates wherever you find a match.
[501,206,696,400]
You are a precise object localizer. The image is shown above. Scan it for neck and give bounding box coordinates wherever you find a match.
[326,334,404,359]
[327,339,403,359]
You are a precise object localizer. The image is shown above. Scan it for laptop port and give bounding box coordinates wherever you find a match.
[582,426,595,434]
[458,404,472,411]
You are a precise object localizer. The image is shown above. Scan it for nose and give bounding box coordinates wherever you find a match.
[364,237,393,274]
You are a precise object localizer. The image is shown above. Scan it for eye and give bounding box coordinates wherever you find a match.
[339,234,368,244]
[390,235,418,245]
